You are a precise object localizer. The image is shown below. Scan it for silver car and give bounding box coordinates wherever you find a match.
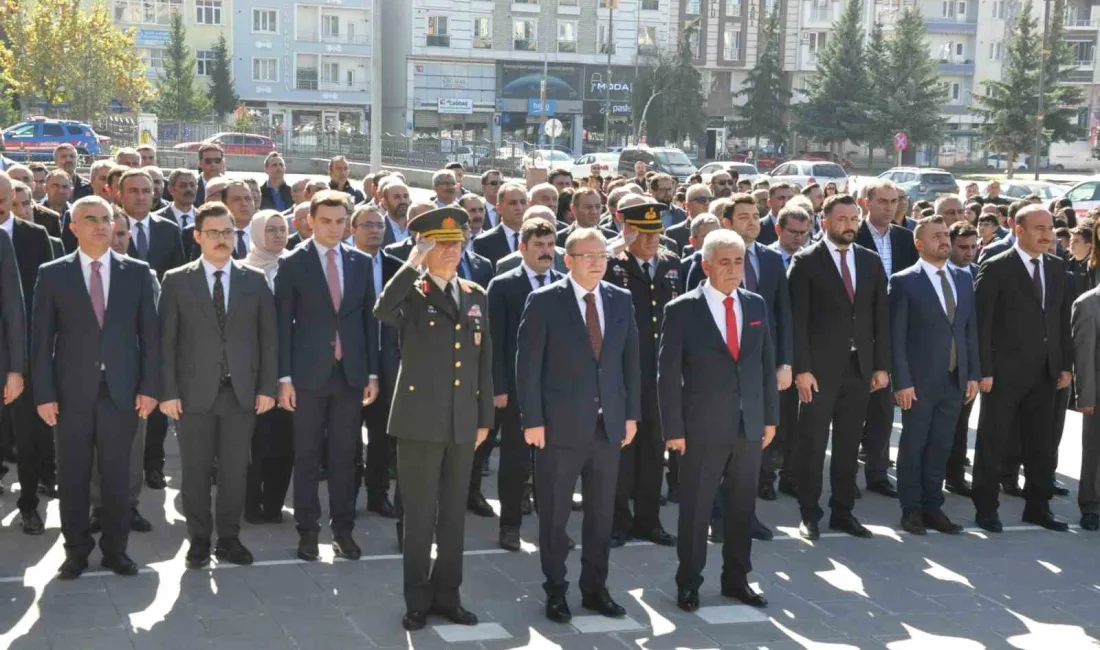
[697,161,763,185]
[767,160,850,192]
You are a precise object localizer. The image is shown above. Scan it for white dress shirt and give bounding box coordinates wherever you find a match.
[429,272,460,297]
[201,257,232,312]
[1014,242,1045,305]
[918,258,957,315]
[824,237,857,292]
[502,223,520,253]
[0,216,13,236]
[78,248,113,310]
[314,240,344,296]
[234,224,252,254]
[169,204,195,229]
[636,254,657,279]
[702,280,743,346]
[129,215,152,248]
[387,216,410,242]
[569,276,604,336]
[523,263,552,291]
[370,250,383,296]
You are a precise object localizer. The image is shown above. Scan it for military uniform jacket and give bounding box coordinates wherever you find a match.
[605,249,682,388]
[374,264,494,444]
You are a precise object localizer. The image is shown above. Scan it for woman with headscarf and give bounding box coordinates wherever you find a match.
[242,210,296,525]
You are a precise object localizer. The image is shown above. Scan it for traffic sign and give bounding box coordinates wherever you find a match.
[894,132,909,152]
[544,118,564,138]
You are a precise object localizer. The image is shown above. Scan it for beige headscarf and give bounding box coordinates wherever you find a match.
[244,210,287,285]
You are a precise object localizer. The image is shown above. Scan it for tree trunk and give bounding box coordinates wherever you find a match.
[868,146,875,172]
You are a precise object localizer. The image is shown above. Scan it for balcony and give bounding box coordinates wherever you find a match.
[1066,17,1098,30]
[514,38,536,51]
[806,5,832,24]
[296,29,369,46]
[937,59,974,74]
[426,34,451,47]
[925,17,977,33]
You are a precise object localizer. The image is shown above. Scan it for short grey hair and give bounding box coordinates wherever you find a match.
[497,182,527,203]
[607,186,635,211]
[934,194,964,212]
[690,214,720,238]
[523,205,557,223]
[786,195,814,213]
[432,169,456,187]
[528,183,559,201]
[71,195,113,220]
[702,229,746,263]
[89,159,115,177]
[167,168,197,187]
[564,227,608,253]
[859,178,898,200]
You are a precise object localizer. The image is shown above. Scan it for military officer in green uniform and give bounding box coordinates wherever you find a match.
[606,199,681,548]
[375,206,494,632]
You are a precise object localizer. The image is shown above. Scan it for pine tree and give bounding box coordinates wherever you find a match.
[793,0,868,147]
[209,35,238,119]
[631,20,706,146]
[1040,0,1086,145]
[864,21,892,169]
[879,8,949,162]
[734,6,791,147]
[151,14,210,121]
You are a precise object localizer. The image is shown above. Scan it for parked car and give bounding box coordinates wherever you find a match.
[571,152,620,179]
[767,160,850,192]
[617,146,697,182]
[729,152,784,170]
[877,167,958,201]
[802,151,855,168]
[174,132,277,156]
[997,180,1069,201]
[522,149,573,177]
[447,145,478,168]
[697,161,763,185]
[986,153,1029,171]
[1063,178,1100,212]
[2,117,108,161]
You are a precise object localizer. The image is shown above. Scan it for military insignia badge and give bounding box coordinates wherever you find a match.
[666,269,680,281]
[474,332,482,346]
[644,207,658,221]
[467,304,482,319]
[442,216,457,230]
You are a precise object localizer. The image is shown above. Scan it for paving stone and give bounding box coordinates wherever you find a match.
[694,605,770,625]
[570,615,645,633]
[432,622,512,642]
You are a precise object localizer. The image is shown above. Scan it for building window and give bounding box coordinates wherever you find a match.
[723,25,741,60]
[685,0,701,14]
[764,0,776,18]
[514,19,537,51]
[810,0,830,22]
[638,25,658,55]
[808,31,827,55]
[473,16,492,49]
[253,57,278,82]
[992,1,1007,18]
[1074,40,1095,66]
[196,50,215,76]
[951,82,961,101]
[989,40,1002,60]
[113,0,181,25]
[427,16,450,47]
[687,27,701,58]
[642,0,659,9]
[725,0,741,18]
[253,9,277,33]
[195,0,221,25]
[138,47,166,71]
[558,20,578,52]
[560,0,578,5]
[599,24,615,53]
[322,62,341,85]
[514,0,538,3]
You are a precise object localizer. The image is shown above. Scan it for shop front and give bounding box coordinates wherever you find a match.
[496,62,584,153]
[581,66,635,152]
[410,61,496,144]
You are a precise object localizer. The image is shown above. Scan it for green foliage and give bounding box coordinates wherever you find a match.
[792,0,868,145]
[734,6,791,146]
[151,14,211,121]
[631,20,707,146]
[209,35,238,119]
[878,8,949,148]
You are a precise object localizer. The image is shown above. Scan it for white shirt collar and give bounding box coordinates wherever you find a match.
[1014,242,1042,264]
[200,256,232,277]
[78,247,112,267]
[569,275,599,302]
[0,217,12,235]
[522,262,547,280]
[429,272,459,293]
[701,279,739,307]
[824,236,848,257]
[918,258,948,276]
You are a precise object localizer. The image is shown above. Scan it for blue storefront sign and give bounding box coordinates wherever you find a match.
[137,29,171,46]
[527,98,557,116]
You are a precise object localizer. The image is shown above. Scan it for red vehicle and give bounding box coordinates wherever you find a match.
[801,151,854,168]
[174,132,276,156]
[729,152,784,170]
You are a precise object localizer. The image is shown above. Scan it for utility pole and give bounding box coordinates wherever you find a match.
[370,0,382,169]
[604,0,616,150]
[1033,0,1051,181]
[540,36,549,147]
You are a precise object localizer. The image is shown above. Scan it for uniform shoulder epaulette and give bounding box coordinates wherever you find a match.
[458,278,483,295]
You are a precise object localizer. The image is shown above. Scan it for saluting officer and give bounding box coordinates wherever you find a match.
[606,199,680,548]
[374,206,494,633]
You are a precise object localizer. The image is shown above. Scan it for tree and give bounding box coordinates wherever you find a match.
[863,21,893,169]
[631,20,707,147]
[1039,0,1086,144]
[734,6,791,147]
[0,0,149,120]
[209,35,238,119]
[878,7,949,162]
[793,0,868,147]
[152,14,210,121]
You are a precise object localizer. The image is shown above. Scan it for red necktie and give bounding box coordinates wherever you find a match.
[839,248,855,303]
[723,296,739,362]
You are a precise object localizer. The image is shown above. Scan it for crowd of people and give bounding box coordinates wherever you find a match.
[0,145,1095,632]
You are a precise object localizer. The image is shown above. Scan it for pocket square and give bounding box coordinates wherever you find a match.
[749,320,763,327]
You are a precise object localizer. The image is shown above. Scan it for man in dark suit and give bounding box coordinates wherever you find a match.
[275,190,380,561]
[33,195,160,580]
[889,216,980,536]
[976,201,1024,264]
[159,202,278,569]
[192,143,227,207]
[664,184,711,252]
[473,182,528,268]
[945,222,981,496]
[378,179,412,247]
[755,183,796,247]
[53,144,90,201]
[375,207,494,631]
[557,187,616,247]
[488,217,562,550]
[517,227,641,624]
[972,204,1073,532]
[0,186,25,520]
[788,194,891,540]
[660,229,778,612]
[259,153,293,212]
[854,180,918,498]
[155,169,198,230]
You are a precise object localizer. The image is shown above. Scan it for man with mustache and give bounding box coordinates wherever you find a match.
[155,169,199,230]
[380,179,413,246]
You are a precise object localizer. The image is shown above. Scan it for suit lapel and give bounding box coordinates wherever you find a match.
[67,255,99,326]
[1008,250,1043,309]
[916,266,952,326]
[560,281,596,362]
[227,261,248,322]
[816,242,850,302]
[339,246,361,316]
[105,253,127,324]
[693,288,735,362]
[303,240,335,315]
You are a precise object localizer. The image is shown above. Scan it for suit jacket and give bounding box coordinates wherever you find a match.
[194,176,208,207]
[664,219,691,253]
[487,265,563,398]
[472,224,515,269]
[516,278,641,448]
[127,214,185,279]
[0,230,25,377]
[384,237,414,262]
[285,231,304,251]
[376,251,404,403]
[788,240,891,381]
[658,287,778,443]
[31,251,159,412]
[855,221,919,277]
[260,180,294,211]
[48,236,64,259]
[681,244,695,258]
[154,204,196,230]
[330,180,365,205]
[179,224,202,262]
[756,214,779,246]
[978,233,1013,265]
[274,240,379,391]
[9,219,53,333]
[159,259,277,413]
[889,262,980,393]
[605,250,683,387]
[495,248,567,276]
[458,250,493,288]
[975,247,1072,383]
[663,205,687,229]
[70,174,92,201]
[555,222,617,249]
[374,265,494,444]
[1073,287,1100,410]
[32,204,61,237]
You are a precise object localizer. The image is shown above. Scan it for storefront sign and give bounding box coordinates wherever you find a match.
[438,98,474,115]
[583,66,636,101]
[441,76,468,90]
[137,29,171,46]
[528,98,557,116]
[499,63,581,101]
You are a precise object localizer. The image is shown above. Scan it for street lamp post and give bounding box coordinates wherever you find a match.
[635,90,663,142]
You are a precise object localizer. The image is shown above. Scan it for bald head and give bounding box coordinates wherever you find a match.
[524,205,557,223]
[685,183,713,218]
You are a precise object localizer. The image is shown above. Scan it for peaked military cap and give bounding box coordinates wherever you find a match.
[620,200,669,234]
[408,206,469,243]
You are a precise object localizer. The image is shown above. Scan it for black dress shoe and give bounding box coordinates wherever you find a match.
[1001,480,1024,497]
[297,531,320,561]
[57,556,88,580]
[798,519,820,541]
[900,509,926,535]
[677,588,700,612]
[631,526,676,546]
[758,483,777,501]
[499,527,522,551]
[264,511,284,524]
[20,509,44,536]
[708,520,725,543]
[243,510,266,525]
[975,511,1003,533]
[367,494,398,519]
[750,518,774,541]
[866,480,898,498]
[89,508,103,534]
[37,481,58,498]
[1082,513,1100,531]
[581,589,626,618]
[922,509,964,535]
[1053,480,1070,497]
[545,593,572,623]
[1022,508,1070,531]
[430,603,478,626]
[130,508,153,532]
[402,610,428,631]
[829,514,873,538]
[721,580,768,608]
[101,553,139,576]
[778,478,798,498]
[609,530,629,548]
[333,532,362,560]
[944,479,972,497]
[186,539,211,569]
[215,538,254,565]
[144,469,167,490]
[467,492,495,518]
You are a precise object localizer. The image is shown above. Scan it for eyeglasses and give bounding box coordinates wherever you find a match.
[201,229,236,240]
[356,222,386,230]
[690,197,712,204]
[202,157,224,164]
[568,252,609,262]
[484,180,502,187]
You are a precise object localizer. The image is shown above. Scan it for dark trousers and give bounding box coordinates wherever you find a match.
[496,401,530,530]
[469,428,498,496]
[143,409,169,472]
[972,371,1057,514]
[9,385,53,512]
[613,396,664,534]
[535,420,620,596]
[760,387,799,487]
[362,398,392,494]
[246,407,294,518]
[946,396,975,484]
[57,381,137,559]
[667,452,679,495]
[861,383,895,484]
[896,374,964,511]
[292,364,362,534]
[1081,411,1100,514]
[795,353,871,522]
[397,438,475,613]
[178,384,255,541]
[1000,385,1070,487]
[676,434,761,591]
